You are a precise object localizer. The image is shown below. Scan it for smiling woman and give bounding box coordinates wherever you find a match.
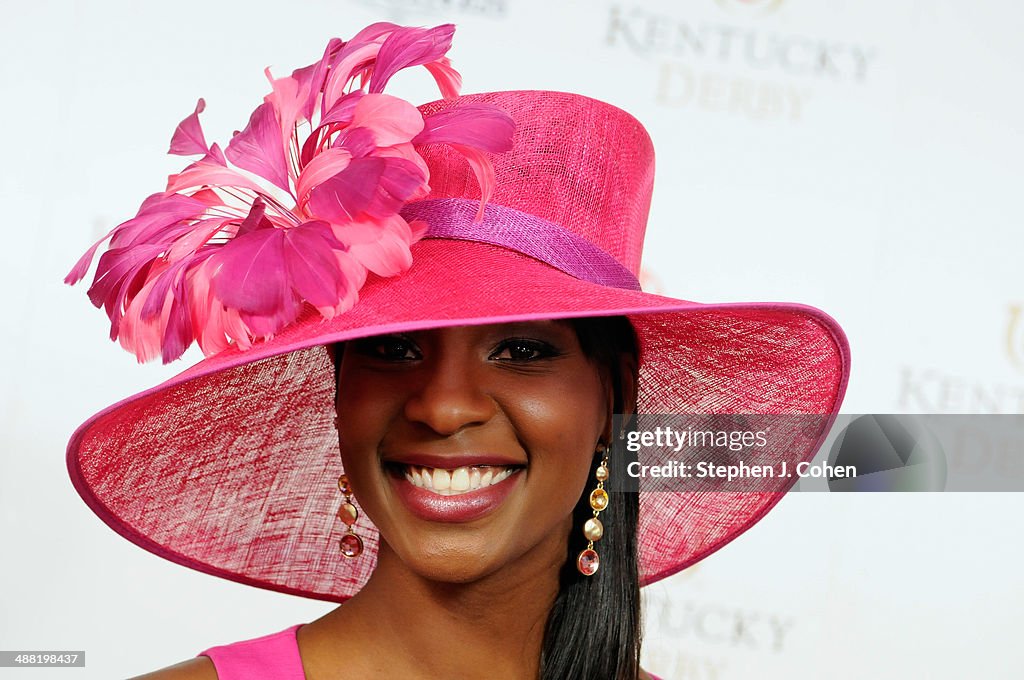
[65,21,848,680]
[338,323,612,564]
[313,319,643,678]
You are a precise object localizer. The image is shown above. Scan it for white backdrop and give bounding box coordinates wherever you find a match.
[2,0,1022,678]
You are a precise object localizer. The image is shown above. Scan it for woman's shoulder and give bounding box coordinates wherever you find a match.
[130,656,218,680]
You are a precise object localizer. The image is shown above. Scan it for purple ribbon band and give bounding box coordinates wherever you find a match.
[401,199,641,291]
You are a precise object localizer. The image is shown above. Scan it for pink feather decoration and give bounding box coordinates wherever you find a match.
[415,105,515,220]
[66,23,515,364]
[168,99,209,156]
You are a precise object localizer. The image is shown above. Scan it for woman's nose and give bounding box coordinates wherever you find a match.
[402,356,497,436]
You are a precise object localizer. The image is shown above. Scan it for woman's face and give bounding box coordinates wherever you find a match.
[335,320,613,584]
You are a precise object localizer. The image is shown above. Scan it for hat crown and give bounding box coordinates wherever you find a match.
[417,91,655,276]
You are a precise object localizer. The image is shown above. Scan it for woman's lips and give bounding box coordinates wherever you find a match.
[388,463,523,523]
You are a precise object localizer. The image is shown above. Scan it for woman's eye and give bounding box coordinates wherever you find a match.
[490,339,557,362]
[354,335,420,361]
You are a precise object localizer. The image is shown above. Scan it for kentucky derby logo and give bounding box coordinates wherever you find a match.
[714,0,783,14]
[1007,304,1024,371]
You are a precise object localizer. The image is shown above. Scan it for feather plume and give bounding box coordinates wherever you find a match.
[168,99,209,156]
[66,23,516,363]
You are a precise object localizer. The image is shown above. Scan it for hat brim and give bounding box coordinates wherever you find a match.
[68,238,849,601]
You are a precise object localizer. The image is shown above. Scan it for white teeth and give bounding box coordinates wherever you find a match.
[402,465,518,496]
[432,468,451,491]
[451,467,470,492]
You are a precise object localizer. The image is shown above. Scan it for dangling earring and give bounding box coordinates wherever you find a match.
[336,474,363,558]
[577,443,609,576]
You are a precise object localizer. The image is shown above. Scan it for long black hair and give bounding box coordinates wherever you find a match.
[539,316,642,680]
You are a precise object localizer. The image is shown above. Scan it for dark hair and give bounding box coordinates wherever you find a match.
[331,316,643,679]
[539,316,642,680]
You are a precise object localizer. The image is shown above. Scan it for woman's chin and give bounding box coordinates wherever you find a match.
[379,524,569,590]
[391,539,511,585]
[420,563,496,585]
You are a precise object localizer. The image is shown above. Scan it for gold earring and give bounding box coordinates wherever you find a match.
[577,443,609,576]
[336,474,363,558]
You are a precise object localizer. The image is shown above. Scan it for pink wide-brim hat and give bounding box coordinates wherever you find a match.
[67,90,850,602]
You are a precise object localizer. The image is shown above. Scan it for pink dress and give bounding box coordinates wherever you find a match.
[199,625,664,679]
[199,626,305,680]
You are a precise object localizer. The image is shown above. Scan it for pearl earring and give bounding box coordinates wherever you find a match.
[577,443,609,576]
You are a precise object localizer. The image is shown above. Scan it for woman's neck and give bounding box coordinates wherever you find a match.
[299,530,568,680]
